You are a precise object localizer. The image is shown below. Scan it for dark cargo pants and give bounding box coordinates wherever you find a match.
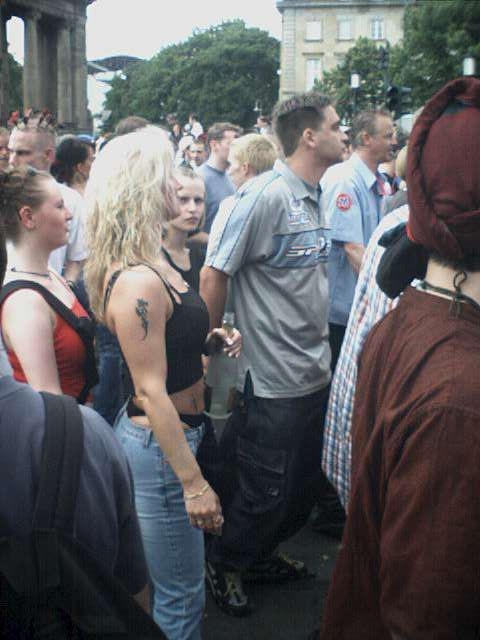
[209,376,330,571]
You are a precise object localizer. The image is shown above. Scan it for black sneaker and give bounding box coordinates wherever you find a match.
[205,560,251,617]
[311,503,345,540]
[243,551,313,584]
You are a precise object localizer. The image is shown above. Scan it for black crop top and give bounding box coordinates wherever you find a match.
[104,264,210,401]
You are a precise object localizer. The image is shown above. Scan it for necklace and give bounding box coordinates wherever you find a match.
[419,280,480,314]
[10,266,51,279]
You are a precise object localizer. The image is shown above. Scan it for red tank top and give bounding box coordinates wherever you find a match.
[4,296,89,399]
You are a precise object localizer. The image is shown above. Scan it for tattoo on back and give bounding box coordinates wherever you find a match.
[135,298,149,340]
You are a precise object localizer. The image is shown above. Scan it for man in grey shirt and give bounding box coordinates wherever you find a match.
[201,92,347,616]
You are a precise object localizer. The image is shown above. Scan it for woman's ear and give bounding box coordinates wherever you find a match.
[17,205,36,230]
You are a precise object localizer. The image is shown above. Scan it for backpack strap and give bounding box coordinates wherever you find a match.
[0,281,98,404]
[34,393,84,533]
[0,280,81,330]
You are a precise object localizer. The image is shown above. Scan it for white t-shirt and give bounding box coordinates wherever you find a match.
[48,183,89,274]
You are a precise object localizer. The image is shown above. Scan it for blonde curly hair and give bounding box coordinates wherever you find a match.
[84,126,178,321]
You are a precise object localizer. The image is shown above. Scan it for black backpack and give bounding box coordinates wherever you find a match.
[0,392,166,639]
[0,281,99,404]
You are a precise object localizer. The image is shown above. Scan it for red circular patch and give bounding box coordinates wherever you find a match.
[336,193,353,211]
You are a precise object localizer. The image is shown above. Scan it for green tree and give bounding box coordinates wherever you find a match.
[104,21,280,130]
[391,0,480,108]
[7,53,23,112]
[315,37,388,121]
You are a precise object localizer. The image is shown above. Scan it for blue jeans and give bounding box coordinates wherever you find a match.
[114,409,205,640]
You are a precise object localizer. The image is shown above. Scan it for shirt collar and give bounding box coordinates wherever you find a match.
[350,152,377,191]
[274,159,318,202]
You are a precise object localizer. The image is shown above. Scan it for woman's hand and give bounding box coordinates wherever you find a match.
[184,482,224,535]
[206,327,243,358]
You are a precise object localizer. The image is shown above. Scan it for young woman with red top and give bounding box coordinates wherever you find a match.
[0,166,95,402]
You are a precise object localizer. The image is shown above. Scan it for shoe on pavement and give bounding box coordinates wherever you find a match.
[205,559,251,617]
[243,551,314,584]
[311,503,345,540]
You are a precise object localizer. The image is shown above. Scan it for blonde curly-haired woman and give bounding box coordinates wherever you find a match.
[85,127,241,640]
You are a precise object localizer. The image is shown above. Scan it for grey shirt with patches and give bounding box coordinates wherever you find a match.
[206,159,331,399]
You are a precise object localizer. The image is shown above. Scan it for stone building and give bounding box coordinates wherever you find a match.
[276,0,410,99]
[0,0,94,130]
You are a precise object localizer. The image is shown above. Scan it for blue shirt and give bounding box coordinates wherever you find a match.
[198,161,235,233]
[321,153,385,326]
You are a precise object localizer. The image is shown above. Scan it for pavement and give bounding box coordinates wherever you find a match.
[201,516,340,640]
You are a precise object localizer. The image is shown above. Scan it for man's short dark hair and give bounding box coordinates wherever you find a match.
[351,109,391,149]
[114,116,150,136]
[272,92,331,157]
[207,122,242,144]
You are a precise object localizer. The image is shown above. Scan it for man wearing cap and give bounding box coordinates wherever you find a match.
[321,77,480,640]
[321,110,395,372]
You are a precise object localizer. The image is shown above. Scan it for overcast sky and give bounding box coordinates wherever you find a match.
[7,0,282,62]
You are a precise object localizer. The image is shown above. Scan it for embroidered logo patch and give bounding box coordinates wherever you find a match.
[287,197,310,225]
[336,193,353,211]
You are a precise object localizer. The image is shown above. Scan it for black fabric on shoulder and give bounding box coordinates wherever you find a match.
[376,223,429,299]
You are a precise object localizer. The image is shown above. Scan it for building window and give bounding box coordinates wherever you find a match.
[337,17,353,41]
[371,18,385,40]
[306,58,322,90]
[305,20,322,41]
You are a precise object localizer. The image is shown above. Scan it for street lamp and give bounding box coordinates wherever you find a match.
[350,73,361,117]
[463,56,476,76]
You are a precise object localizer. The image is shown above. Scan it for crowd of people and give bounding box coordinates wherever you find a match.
[0,74,479,640]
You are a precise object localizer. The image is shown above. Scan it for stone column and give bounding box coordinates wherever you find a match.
[0,8,10,125]
[280,8,297,99]
[23,10,43,110]
[57,20,73,125]
[72,16,88,130]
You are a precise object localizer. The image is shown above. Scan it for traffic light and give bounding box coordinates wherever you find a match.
[386,85,412,119]
[386,85,399,116]
[399,86,413,115]
[378,46,389,71]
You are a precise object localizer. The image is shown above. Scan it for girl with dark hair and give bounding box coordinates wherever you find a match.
[52,136,95,196]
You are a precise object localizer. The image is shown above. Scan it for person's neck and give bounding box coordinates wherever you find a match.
[285,153,324,188]
[423,259,480,307]
[209,154,227,172]
[355,149,378,175]
[163,228,188,253]
[71,173,87,196]
[10,242,51,275]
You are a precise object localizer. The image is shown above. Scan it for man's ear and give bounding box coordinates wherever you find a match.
[45,147,56,165]
[301,127,317,149]
[18,205,36,229]
[241,161,250,176]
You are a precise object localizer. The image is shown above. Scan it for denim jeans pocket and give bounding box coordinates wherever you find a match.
[237,436,287,514]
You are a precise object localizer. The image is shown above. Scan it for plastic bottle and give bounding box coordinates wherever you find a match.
[205,312,238,420]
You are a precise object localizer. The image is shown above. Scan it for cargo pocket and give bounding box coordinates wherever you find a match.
[237,437,287,515]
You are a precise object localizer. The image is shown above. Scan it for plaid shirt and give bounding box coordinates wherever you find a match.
[322,204,409,509]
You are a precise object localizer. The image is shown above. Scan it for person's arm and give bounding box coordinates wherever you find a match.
[107,269,222,532]
[344,242,365,273]
[133,584,151,614]
[2,290,62,393]
[64,259,86,283]
[200,266,229,330]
